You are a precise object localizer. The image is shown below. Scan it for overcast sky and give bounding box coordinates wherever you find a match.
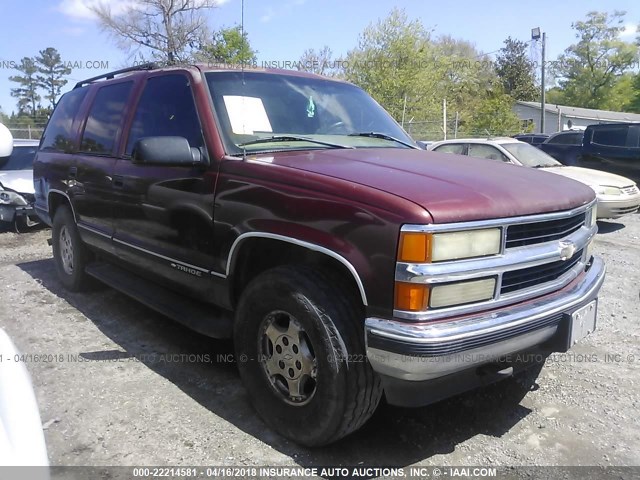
[0,0,638,120]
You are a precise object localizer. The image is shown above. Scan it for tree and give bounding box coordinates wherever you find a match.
[628,73,640,113]
[35,47,71,110]
[297,46,338,76]
[197,26,257,65]
[553,11,639,109]
[90,0,219,64]
[341,8,436,121]
[494,37,538,101]
[9,57,41,118]
[464,88,523,136]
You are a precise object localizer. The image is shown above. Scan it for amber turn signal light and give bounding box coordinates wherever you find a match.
[394,282,429,311]
[397,232,432,263]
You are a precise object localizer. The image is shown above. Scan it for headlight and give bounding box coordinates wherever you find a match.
[395,277,496,311]
[398,228,502,263]
[595,186,621,196]
[0,191,28,206]
[430,277,496,308]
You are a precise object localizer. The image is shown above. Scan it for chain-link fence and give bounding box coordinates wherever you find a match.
[7,125,45,140]
[403,117,530,142]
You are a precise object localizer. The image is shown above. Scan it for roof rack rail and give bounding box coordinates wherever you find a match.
[74,62,157,89]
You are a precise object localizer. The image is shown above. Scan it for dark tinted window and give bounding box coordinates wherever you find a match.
[547,132,582,145]
[80,82,133,154]
[434,144,465,155]
[0,145,38,170]
[126,74,203,155]
[40,88,88,152]
[590,126,628,147]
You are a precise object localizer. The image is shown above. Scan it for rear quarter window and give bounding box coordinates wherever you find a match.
[40,88,88,152]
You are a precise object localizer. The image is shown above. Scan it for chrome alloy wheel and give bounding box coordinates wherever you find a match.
[258,311,318,405]
[59,225,74,275]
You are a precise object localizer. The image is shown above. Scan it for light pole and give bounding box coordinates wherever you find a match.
[532,27,546,134]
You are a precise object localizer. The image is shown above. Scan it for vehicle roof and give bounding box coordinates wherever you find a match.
[73,63,347,90]
[431,137,522,146]
[12,139,39,146]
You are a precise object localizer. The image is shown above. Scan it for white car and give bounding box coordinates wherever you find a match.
[429,137,640,219]
[0,130,41,232]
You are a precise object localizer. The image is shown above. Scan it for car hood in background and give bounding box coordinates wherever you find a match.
[252,148,596,224]
[0,170,34,194]
[542,166,636,188]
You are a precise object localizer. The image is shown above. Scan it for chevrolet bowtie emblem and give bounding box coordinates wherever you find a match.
[558,240,577,261]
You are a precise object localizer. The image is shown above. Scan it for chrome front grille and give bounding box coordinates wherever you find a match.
[621,185,639,195]
[501,249,583,294]
[395,201,597,321]
[505,212,585,248]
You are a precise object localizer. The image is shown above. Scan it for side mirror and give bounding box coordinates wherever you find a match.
[132,137,204,166]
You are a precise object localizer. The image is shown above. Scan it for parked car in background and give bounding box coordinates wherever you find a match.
[580,123,640,185]
[513,133,549,146]
[429,138,640,219]
[0,138,41,232]
[539,130,584,165]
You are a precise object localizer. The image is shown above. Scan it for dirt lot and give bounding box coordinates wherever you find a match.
[0,216,639,471]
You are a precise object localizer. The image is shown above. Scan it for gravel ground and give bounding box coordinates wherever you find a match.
[0,217,639,471]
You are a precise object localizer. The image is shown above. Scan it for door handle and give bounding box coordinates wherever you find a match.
[113,175,124,188]
[69,166,77,179]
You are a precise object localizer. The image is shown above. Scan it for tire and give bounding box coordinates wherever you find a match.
[52,205,91,291]
[234,265,382,446]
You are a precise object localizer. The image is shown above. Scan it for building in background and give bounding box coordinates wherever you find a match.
[513,101,640,135]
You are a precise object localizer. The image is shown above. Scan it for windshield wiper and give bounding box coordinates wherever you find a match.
[348,132,419,149]
[238,135,353,149]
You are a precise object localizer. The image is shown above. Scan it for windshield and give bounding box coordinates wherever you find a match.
[501,142,561,168]
[0,145,38,171]
[205,71,415,154]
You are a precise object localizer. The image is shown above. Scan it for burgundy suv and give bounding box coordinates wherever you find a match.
[33,64,605,446]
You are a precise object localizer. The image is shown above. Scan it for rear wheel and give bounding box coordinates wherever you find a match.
[52,205,91,291]
[234,265,382,446]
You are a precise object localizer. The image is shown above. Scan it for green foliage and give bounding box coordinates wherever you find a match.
[35,47,71,110]
[462,89,523,136]
[197,26,257,65]
[338,8,522,138]
[9,57,41,118]
[495,37,538,101]
[553,11,639,110]
[628,73,640,113]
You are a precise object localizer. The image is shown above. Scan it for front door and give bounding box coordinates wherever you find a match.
[112,73,217,296]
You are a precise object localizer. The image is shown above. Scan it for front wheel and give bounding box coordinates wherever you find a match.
[234,265,382,446]
[52,205,91,291]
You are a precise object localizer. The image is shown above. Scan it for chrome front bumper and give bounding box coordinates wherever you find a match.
[365,256,605,381]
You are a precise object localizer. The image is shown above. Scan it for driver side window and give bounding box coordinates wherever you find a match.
[125,74,204,155]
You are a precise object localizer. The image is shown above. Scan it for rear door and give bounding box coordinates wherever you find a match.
[73,80,135,249]
[112,72,217,296]
[540,132,583,164]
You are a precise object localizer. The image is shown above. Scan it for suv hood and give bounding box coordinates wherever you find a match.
[0,170,34,194]
[542,166,636,188]
[258,148,595,223]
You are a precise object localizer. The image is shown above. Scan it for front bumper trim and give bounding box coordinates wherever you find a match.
[365,256,605,381]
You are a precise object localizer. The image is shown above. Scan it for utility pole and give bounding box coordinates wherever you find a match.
[541,32,546,134]
[532,27,546,134]
[443,98,447,140]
